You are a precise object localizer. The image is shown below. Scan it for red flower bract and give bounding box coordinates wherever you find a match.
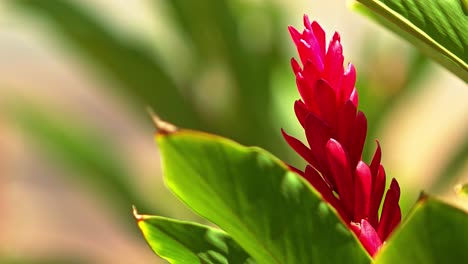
[282,15,401,257]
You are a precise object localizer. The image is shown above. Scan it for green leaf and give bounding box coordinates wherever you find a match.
[156,130,371,264]
[455,183,468,197]
[134,210,255,264]
[375,196,468,263]
[353,0,468,82]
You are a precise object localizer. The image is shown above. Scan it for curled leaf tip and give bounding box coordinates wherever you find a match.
[417,191,429,203]
[132,205,143,221]
[461,0,468,15]
[146,107,178,134]
[454,183,468,198]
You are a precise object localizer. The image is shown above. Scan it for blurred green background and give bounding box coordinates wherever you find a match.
[0,0,466,263]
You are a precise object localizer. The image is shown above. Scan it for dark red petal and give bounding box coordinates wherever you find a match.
[288,26,302,46]
[304,113,333,183]
[326,138,354,215]
[311,21,326,60]
[291,57,302,75]
[339,63,356,105]
[303,14,312,30]
[388,205,401,237]
[312,79,337,127]
[349,111,367,169]
[305,167,333,201]
[369,165,386,227]
[391,178,401,198]
[294,100,308,128]
[298,39,313,66]
[370,140,382,181]
[350,221,361,236]
[300,30,324,71]
[296,73,314,109]
[302,60,321,87]
[281,128,320,170]
[359,219,382,257]
[322,32,344,91]
[354,161,372,222]
[304,166,348,222]
[378,178,401,241]
[287,164,305,177]
[336,100,357,148]
[350,87,359,108]
[305,113,332,154]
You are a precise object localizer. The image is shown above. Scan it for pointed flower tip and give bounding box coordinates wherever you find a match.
[288,26,301,44]
[291,57,302,74]
[303,14,312,29]
[287,25,297,34]
[326,138,340,153]
[359,219,382,257]
[343,63,356,81]
[332,31,341,41]
[356,160,371,174]
[390,178,401,196]
[354,161,372,221]
[311,20,323,30]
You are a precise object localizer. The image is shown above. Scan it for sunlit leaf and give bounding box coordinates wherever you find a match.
[455,183,468,197]
[135,210,255,264]
[353,0,468,81]
[156,129,371,263]
[375,196,468,263]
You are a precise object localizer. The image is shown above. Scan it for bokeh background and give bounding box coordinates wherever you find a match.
[0,0,466,263]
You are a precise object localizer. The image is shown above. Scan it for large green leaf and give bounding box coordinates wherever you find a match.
[375,196,468,263]
[135,210,255,264]
[354,0,468,82]
[156,129,371,264]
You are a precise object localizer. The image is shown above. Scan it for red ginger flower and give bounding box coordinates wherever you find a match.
[282,15,401,256]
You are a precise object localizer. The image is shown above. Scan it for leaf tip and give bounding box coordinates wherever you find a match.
[417,191,429,203]
[132,205,143,222]
[454,183,468,198]
[461,0,468,15]
[147,107,178,135]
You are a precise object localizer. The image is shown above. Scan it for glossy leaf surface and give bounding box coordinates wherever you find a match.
[156,130,371,264]
[354,0,468,81]
[375,196,468,263]
[135,212,255,264]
